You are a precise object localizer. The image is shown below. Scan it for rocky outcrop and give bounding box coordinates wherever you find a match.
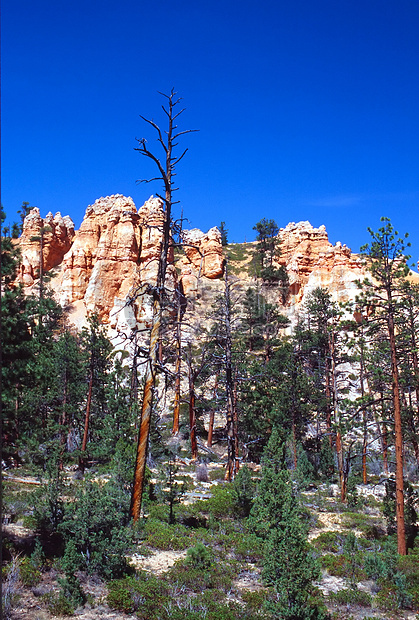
[178,227,224,295]
[17,196,224,330]
[16,208,75,286]
[16,196,374,339]
[57,195,143,320]
[276,221,365,308]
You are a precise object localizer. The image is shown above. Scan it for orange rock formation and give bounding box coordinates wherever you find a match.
[276,221,365,307]
[17,208,75,287]
[17,195,224,327]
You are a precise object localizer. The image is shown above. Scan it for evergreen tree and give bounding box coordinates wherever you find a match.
[250,428,325,620]
[219,221,228,246]
[357,218,411,555]
[79,314,112,470]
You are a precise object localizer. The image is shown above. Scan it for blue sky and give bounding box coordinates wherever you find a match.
[2,1,419,266]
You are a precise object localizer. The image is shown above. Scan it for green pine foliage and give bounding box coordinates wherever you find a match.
[250,428,327,620]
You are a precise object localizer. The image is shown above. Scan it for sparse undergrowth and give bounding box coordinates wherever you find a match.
[2,463,418,620]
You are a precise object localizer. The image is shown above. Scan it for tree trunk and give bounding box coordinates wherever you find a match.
[130,300,160,521]
[79,366,93,473]
[388,311,406,555]
[188,349,198,461]
[223,264,236,481]
[172,296,182,435]
[233,373,239,474]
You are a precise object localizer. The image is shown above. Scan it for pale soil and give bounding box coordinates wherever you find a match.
[3,473,418,619]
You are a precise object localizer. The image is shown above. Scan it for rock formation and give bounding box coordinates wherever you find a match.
[275,221,365,312]
[16,208,75,287]
[15,195,377,340]
[16,195,224,333]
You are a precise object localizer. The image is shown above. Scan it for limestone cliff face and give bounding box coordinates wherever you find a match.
[17,208,75,286]
[17,195,224,332]
[179,227,224,296]
[275,221,365,316]
[57,195,143,322]
[16,195,373,338]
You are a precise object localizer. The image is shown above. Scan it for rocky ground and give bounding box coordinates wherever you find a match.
[2,463,418,620]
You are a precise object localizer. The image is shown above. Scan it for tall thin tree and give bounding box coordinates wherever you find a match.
[130,90,197,521]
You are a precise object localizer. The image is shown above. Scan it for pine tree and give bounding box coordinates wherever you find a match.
[357,218,411,555]
[250,428,325,620]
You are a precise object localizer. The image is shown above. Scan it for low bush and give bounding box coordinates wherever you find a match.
[145,518,192,550]
[329,588,372,607]
[107,572,171,618]
[19,557,41,587]
[167,558,236,593]
[186,541,212,568]
[206,484,237,518]
[311,531,343,553]
[41,591,75,615]
[240,588,268,609]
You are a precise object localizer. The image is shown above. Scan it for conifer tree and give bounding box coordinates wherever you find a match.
[250,428,325,620]
[357,218,411,555]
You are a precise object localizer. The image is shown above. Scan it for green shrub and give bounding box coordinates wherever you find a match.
[168,559,236,593]
[206,484,236,518]
[311,532,343,553]
[107,573,171,618]
[208,468,225,481]
[19,557,41,587]
[59,479,132,579]
[241,589,268,609]
[329,588,372,607]
[186,542,211,568]
[145,518,192,550]
[41,591,75,615]
[320,554,347,577]
[374,585,400,613]
[231,532,264,561]
[232,465,255,517]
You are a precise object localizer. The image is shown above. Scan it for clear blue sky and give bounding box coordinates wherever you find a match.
[2,1,419,266]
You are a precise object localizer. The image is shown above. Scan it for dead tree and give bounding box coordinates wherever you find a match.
[130,90,197,522]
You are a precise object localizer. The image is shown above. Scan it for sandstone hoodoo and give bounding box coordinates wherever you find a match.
[276,220,365,310]
[17,207,75,287]
[15,198,372,331]
[16,195,225,327]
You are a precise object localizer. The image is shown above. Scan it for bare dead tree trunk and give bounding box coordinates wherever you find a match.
[325,356,333,449]
[130,91,197,522]
[59,370,68,471]
[330,330,346,501]
[224,263,236,482]
[359,336,368,485]
[172,291,182,436]
[233,372,239,475]
[207,376,218,448]
[187,344,198,460]
[131,302,160,520]
[207,409,215,447]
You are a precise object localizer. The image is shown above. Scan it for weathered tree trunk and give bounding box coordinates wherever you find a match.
[325,356,333,449]
[59,371,68,471]
[207,409,215,447]
[223,264,236,481]
[172,293,182,436]
[131,300,160,521]
[79,366,93,473]
[233,373,239,474]
[359,339,368,485]
[130,90,196,521]
[388,311,406,555]
[207,377,218,448]
[187,345,198,460]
